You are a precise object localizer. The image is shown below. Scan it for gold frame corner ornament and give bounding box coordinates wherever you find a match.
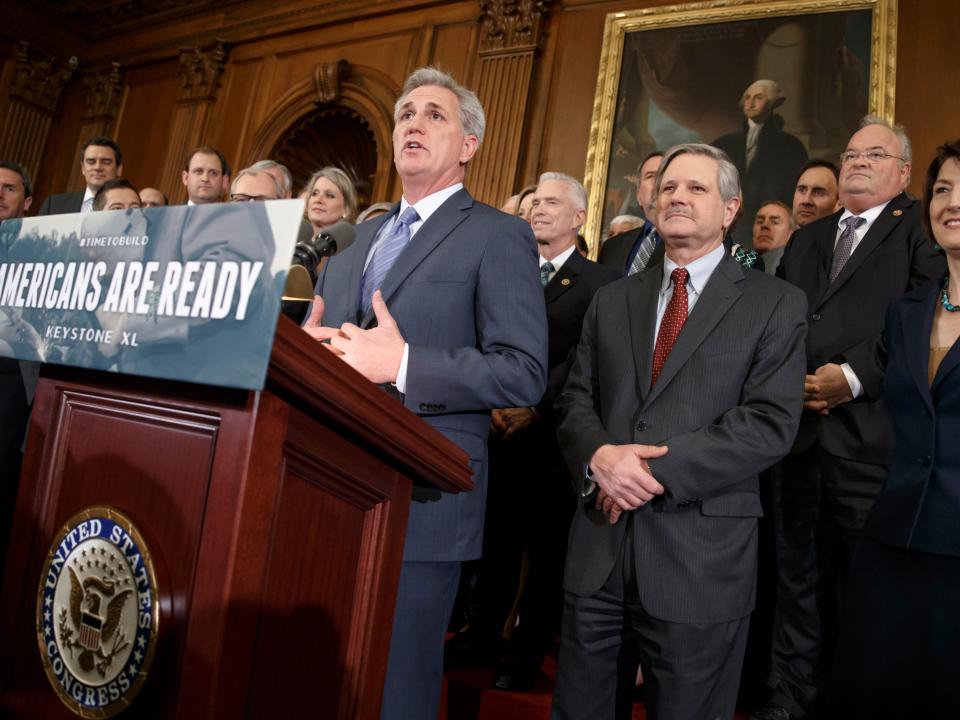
[582,0,898,249]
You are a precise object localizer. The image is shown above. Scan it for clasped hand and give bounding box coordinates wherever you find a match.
[303,290,405,384]
[804,362,852,415]
[590,443,668,525]
[491,407,537,439]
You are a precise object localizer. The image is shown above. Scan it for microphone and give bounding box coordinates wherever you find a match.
[294,220,356,270]
[282,220,357,323]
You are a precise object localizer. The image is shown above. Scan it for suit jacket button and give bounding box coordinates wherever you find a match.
[922,456,932,467]
[811,313,822,321]
[637,421,649,431]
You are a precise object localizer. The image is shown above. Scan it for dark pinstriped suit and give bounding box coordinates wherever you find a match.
[553,251,807,719]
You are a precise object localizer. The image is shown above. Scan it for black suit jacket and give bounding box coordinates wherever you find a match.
[37,191,84,216]
[776,193,944,463]
[557,253,807,622]
[865,279,960,557]
[597,222,664,276]
[541,251,622,411]
[497,251,620,506]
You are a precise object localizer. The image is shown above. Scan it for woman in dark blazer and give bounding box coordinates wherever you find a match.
[828,140,960,718]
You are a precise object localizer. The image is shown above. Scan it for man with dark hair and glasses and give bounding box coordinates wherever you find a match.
[755,117,945,720]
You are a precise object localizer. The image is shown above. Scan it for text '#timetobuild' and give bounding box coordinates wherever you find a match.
[0,260,264,321]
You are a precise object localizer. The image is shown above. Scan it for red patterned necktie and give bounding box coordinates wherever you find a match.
[651,267,689,387]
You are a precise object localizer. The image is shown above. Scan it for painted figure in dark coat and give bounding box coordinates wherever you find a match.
[712,79,807,248]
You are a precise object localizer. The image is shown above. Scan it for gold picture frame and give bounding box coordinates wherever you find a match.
[583,0,897,250]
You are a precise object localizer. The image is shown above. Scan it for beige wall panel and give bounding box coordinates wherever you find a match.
[112,61,182,191]
[428,22,479,85]
[896,0,960,196]
[263,34,419,110]
[206,58,264,172]
[535,4,611,182]
[31,84,85,208]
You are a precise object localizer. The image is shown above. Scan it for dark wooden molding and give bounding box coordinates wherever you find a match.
[8,41,78,114]
[81,63,124,120]
[478,0,552,54]
[178,39,228,104]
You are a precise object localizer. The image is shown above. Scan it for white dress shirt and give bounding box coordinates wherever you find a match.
[539,243,577,281]
[80,187,95,214]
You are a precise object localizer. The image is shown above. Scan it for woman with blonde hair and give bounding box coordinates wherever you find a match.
[303,167,358,234]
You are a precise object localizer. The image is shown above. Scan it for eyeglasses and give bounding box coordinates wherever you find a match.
[230,193,275,202]
[839,150,905,164]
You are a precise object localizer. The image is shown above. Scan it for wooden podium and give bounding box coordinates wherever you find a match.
[0,316,472,719]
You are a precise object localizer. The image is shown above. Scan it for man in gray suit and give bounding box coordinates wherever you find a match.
[303,68,547,719]
[552,143,807,720]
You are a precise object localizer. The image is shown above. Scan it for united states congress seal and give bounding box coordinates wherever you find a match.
[36,506,159,718]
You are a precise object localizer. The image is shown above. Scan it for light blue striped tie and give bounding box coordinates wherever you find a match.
[361,206,420,312]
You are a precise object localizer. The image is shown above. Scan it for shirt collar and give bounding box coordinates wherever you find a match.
[661,242,725,295]
[839,199,891,228]
[540,243,577,271]
[400,183,463,226]
[83,187,96,203]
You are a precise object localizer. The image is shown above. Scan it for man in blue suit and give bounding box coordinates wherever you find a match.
[304,67,548,719]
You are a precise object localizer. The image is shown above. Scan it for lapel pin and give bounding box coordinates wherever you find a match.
[892,209,903,216]
[561,278,571,286]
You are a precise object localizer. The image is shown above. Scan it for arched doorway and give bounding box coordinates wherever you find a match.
[271,106,378,207]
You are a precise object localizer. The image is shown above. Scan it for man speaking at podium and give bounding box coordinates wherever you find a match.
[303,68,548,720]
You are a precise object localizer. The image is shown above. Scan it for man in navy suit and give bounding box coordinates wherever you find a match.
[598,151,664,275]
[37,136,123,215]
[304,67,548,720]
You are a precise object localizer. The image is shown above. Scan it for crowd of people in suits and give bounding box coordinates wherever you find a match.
[1,65,959,720]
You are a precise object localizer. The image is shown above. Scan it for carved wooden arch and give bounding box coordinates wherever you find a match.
[246,60,400,202]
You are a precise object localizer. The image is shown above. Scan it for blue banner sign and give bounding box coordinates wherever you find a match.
[0,200,304,390]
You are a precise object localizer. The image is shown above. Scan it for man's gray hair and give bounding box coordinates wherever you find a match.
[538,172,588,212]
[395,67,486,145]
[230,168,283,198]
[249,159,293,195]
[859,114,912,164]
[655,143,741,203]
[741,79,786,108]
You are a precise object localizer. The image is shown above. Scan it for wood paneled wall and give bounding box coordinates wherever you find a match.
[2,0,958,213]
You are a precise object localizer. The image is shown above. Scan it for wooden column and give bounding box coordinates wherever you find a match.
[66,63,125,192]
[466,0,551,206]
[0,41,77,182]
[157,40,227,204]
